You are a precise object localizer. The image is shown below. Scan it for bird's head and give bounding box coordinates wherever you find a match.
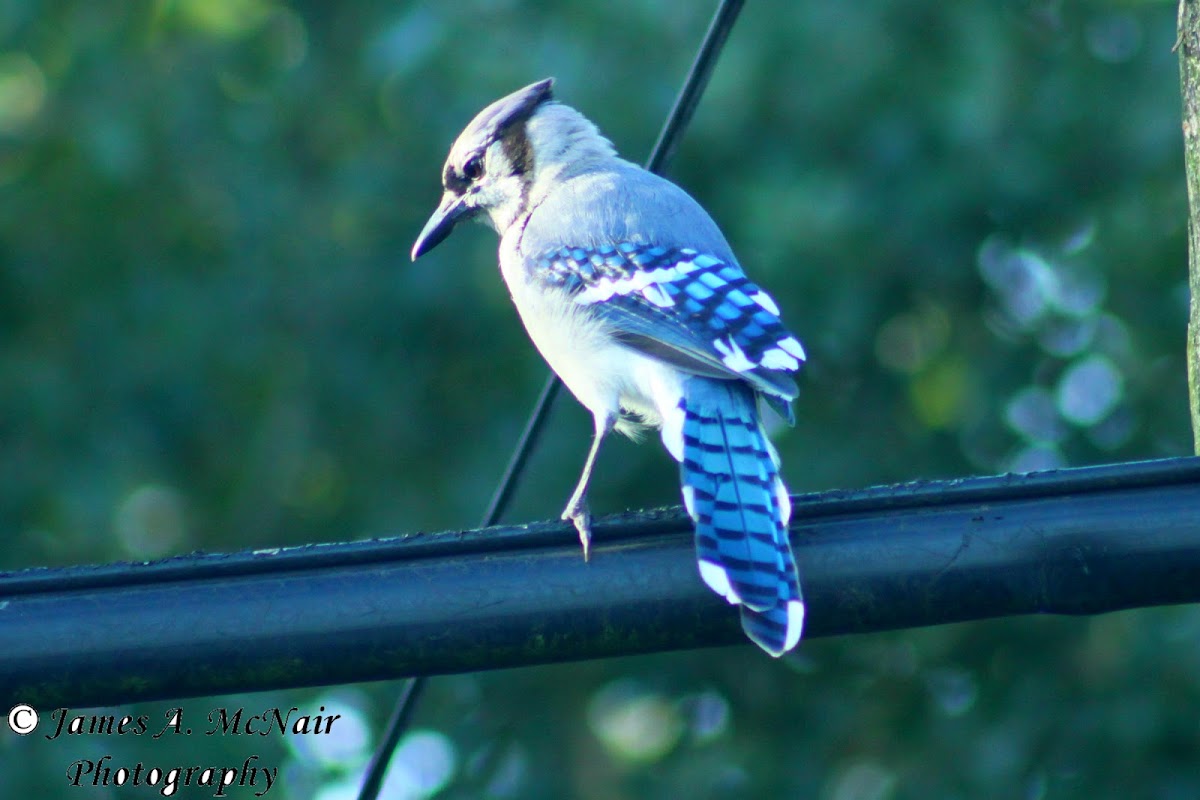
[411,78,616,260]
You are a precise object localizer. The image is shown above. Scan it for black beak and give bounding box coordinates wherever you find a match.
[411,192,470,261]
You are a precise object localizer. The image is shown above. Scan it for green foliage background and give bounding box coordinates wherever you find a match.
[1,1,1197,798]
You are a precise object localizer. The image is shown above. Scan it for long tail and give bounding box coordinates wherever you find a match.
[671,377,803,656]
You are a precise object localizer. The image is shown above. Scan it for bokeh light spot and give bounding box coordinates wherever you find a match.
[909,356,967,430]
[824,761,897,800]
[1057,355,1123,426]
[925,667,979,717]
[0,52,46,133]
[1038,317,1096,358]
[113,484,188,558]
[165,0,273,38]
[482,743,528,799]
[367,7,446,79]
[285,691,371,768]
[377,730,457,800]
[1086,12,1142,64]
[875,303,950,374]
[684,689,730,743]
[588,680,684,763]
[1005,387,1066,444]
[1007,444,1065,474]
[978,236,1054,329]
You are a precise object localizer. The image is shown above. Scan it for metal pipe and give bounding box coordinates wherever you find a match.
[4,457,1200,708]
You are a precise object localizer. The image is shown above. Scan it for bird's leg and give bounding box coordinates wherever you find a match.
[562,412,616,561]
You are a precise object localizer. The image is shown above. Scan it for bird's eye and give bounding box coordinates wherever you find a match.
[463,155,484,181]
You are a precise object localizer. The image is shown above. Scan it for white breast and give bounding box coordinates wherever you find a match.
[497,236,685,440]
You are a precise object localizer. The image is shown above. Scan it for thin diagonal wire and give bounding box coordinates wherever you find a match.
[355,380,561,800]
[354,677,424,800]
[646,0,745,176]
[484,0,746,528]
[357,2,746,797]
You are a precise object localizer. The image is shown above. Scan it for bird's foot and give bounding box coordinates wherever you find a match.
[561,498,592,561]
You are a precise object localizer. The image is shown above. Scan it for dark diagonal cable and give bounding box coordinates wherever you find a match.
[357,2,747,797]
[482,0,746,529]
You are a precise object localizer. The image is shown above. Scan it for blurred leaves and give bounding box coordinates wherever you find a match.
[0,1,1194,798]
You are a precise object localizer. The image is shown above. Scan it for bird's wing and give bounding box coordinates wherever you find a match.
[529,242,804,415]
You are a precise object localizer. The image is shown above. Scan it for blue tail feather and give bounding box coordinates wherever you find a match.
[676,377,804,656]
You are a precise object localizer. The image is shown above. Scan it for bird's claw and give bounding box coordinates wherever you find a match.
[562,500,592,561]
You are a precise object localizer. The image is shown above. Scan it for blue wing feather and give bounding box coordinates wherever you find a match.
[531,243,804,409]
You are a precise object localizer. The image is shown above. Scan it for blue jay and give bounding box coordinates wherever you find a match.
[411,79,806,656]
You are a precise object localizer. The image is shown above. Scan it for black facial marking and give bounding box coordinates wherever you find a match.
[500,124,533,177]
[443,153,482,194]
[439,80,553,196]
[442,163,465,193]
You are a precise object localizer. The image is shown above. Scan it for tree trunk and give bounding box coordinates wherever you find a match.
[1179,0,1200,452]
